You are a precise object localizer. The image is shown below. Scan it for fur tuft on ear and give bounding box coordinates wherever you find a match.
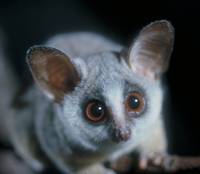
[26,46,80,102]
[127,20,174,80]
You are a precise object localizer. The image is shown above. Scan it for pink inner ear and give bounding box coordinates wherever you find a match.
[130,37,165,79]
[131,56,163,80]
[127,20,174,80]
[27,46,80,102]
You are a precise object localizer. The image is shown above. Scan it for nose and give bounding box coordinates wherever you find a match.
[112,125,132,143]
[118,127,132,141]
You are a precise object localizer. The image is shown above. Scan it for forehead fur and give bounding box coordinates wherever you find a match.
[74,51,161,95]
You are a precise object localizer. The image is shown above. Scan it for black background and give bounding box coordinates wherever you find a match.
[0,0,200,173]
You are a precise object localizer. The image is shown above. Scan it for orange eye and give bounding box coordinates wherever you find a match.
[125,92,143,112]
[86,102,104,121]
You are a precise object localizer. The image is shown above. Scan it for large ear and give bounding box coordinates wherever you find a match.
[127,20,174,80]
[26,46,80,102]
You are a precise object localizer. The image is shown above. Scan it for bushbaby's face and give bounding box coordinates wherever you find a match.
[60,51,163,149]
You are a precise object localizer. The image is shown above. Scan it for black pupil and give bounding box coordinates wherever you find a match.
[128,96,140,110]
[90,103,103,118]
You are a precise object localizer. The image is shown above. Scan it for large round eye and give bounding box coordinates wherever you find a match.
[86,102,104,121]
[125,92,144,112]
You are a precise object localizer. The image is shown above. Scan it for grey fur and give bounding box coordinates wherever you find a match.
[8,21,174,174]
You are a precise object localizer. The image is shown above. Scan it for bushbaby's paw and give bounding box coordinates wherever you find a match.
[139,151,170,172]
[139,151,200,172]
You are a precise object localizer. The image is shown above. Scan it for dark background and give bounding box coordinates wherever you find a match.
[0,0,200,173]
